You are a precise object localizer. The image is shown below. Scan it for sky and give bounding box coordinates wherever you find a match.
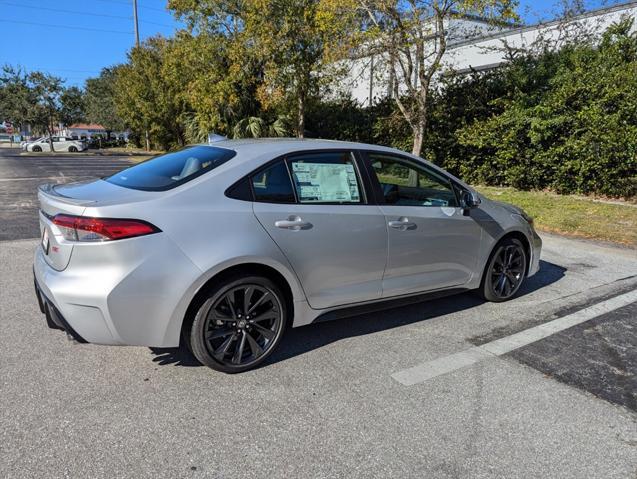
[0,0,628,88]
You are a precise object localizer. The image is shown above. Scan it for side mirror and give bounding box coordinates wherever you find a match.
[462,190,481,209]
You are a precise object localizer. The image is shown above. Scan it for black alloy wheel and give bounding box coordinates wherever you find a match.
[69,146,78,152]
[187,275,287,373]
[32,145,42,152]
[479,238,527,302]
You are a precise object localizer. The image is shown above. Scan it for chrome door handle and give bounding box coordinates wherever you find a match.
[275,216,312,230]
[388,217,416,230]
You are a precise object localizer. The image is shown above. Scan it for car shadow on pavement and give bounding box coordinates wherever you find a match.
[148,259,566,368]
[149,344,202,367]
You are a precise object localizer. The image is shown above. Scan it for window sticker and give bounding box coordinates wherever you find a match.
[291,162,360,203]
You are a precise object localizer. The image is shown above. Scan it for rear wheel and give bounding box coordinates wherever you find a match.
[68,146,78,152]
[186,275,287,373]
[479,238,527,302]
[32,145,42,152]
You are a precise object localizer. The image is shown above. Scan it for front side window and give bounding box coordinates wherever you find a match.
[251,161,295,203]
[368,153,458,207]
[288,152,364,204]
[106,145,236,191]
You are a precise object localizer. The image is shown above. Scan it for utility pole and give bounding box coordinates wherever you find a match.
[132,0,150,151]
[133,0,140,47]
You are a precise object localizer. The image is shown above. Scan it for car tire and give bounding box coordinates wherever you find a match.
[32,146,42,152]
[185,274,288,373]
[478,237,527,302]
[68,146,78,152]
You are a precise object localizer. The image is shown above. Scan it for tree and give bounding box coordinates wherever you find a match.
[247,0,358,137]
[85,67,125,132]
[164,31,263,138]
[358,0,517,156]
[59,86,86,127]
[169,0,358,137]
[232,115,290,138]
[0,65,33,135]
[28,71,64,151]
[114,37,189,150]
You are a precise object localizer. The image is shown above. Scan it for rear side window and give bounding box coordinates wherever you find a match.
[288,151,364,204]
[251,161,295,203]
[106,145,236,191]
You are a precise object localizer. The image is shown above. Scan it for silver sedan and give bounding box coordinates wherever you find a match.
[33,139,541,372]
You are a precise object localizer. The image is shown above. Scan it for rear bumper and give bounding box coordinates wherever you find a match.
[34,248,118,344]
[33,233,202,347]
[34,274,88,343]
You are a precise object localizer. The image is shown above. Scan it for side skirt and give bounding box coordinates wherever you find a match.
[311,288,470,324]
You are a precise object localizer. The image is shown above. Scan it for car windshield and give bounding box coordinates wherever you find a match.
[105,145,236,191]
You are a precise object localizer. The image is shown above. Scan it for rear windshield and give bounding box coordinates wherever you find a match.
[105,145,236,191]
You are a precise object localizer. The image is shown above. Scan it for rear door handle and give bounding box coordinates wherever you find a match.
[275,216,312,230]
[388,217,416,230]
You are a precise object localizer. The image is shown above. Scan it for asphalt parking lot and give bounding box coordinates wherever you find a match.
[1,149,636,478]
[0,147,133,241]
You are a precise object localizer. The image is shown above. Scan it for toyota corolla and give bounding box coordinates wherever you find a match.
[33,139,541,372]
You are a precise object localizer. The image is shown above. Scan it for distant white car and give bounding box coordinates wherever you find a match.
[23,136,87,153]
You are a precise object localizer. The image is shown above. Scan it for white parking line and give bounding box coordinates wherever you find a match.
[391,289,637,386]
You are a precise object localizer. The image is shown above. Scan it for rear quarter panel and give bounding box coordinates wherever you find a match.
[82,164,306,345]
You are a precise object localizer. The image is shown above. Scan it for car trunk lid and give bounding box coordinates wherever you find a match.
[37,180,153,271]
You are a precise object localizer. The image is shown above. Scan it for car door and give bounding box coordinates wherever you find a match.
[53,136,68,151]
[251,151,387,309]
[363,151,483,297]
[40,139,51,152]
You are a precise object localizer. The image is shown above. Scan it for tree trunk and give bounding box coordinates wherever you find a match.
[145,129,150,151]
[411,122,425,157]
[47,122,55,152]
[408,121,426,186]
[297,92,305,139]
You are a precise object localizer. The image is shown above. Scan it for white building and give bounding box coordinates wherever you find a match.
[60,123,129,141]
[342,1,637,106]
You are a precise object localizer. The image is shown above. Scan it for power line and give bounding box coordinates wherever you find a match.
[93,0,167,13]
[0,18,133,34]
[140,19,176,28]
[0,1,175,28]
[41,68,101,73]
[0,2,132,20]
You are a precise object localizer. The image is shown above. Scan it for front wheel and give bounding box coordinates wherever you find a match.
[32,146,42,152]
[479,238,527,302]
[186,275,287,373]
[68,146,78,152]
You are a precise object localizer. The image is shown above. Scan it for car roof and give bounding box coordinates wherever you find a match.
[197,138,406,158]
[192,137,472,191]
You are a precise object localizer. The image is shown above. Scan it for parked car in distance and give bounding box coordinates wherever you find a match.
[23,136,87,152]
[0,133,12,143]
[34,139,541,373]
[87,137,127,149]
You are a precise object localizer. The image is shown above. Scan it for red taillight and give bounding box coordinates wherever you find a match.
[52,214,160,242]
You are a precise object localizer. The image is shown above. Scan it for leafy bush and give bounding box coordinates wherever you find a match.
[307,19,637,198]
[305,97,413,150]
[454,19,637,198]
